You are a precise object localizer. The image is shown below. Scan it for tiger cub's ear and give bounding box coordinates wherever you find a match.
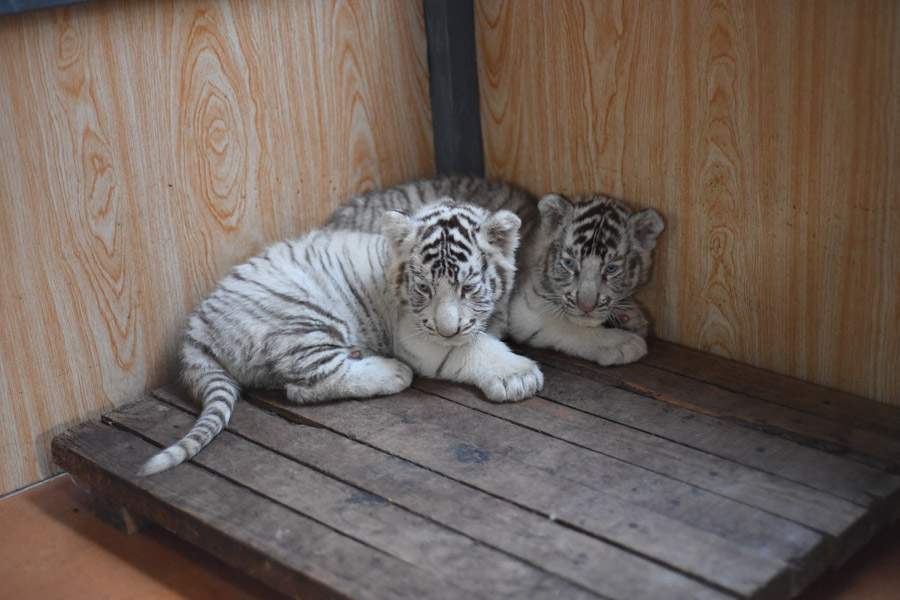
[380,211,416,252]
[478,209,521,261]
[537,194,572,237]
[628,208,664,252]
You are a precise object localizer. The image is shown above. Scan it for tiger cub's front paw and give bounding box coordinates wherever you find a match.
[367,357,415,395]
[593,330,648,366]
[605,302,650,337]
[477,355,544,403]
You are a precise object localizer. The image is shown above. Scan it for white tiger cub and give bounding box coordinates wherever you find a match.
[138,201,543,476]
[327,176,664,366]
[509,193,663,366]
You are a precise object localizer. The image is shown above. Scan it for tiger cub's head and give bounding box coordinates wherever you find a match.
[536,193,664,327]
[381,201,520,345]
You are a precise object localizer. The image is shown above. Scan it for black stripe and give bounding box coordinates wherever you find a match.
[435,347,456,377]
[286,360,343,387]
[183,335,217,361]
[185,429,214,445]
[203,404,231,424]
[577,200,613,223]
[200,383,236,399]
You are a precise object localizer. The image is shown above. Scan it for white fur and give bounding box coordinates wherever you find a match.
[286,355,414,404]
[394,314,543,402]
[507,282,648,366]
[138,208,541,477]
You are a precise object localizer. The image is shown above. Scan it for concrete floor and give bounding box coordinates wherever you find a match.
[1,475,898,600]
[0,476,285,599]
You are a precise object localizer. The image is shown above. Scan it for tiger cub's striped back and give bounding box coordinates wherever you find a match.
[138,200,541,476]
[326,175,538,240]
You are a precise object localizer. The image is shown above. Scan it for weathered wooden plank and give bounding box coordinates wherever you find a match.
[245,388,795,599]
[528,350,900,474]
[51,421,458,600]
[153,384,734,600]
[644,340,900,440]
[531,358,900,517]
[302,389,823,579]
[87,485,150,535]
[103,397,602,600]
[414,377,874,566]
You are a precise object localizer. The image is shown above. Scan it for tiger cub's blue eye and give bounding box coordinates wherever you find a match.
[606,264,619,274]
[563,258,576,269]
[416,283,431,294]
[462,283,476,293]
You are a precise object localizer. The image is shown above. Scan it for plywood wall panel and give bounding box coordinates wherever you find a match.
[0,0,433,494]
[475,0,899,405]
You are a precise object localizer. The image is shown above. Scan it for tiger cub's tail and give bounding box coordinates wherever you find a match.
[137,342,239,477]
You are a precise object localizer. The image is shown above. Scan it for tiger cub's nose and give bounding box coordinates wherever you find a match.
[576,300,596,314]
[576,294,610,314]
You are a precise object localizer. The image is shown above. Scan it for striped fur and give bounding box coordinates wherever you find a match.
[327,175,539,240]
[327,176,536,336]
[532,193,664,328]
[325,176,664,366]
[138,201,542,476]
[506,192,664,366]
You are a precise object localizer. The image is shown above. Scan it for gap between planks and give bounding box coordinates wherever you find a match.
[52,345,900,600]
[52,422,443,600]
[527,346,900,476]
[148,386,739,600]
[101,398,600,600]
[526,349,900,516]
[642,340,900,440]
[235,387,802,598]
[412,373,876,566]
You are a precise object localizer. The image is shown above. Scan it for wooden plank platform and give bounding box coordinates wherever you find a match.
[51,344,900,600]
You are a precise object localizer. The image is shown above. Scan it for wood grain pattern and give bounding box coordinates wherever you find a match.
[52,421,450,600]
[0,0,434,495]
[248,387,794,598]
[529,349,900,515]
[104,399,600,600]
[412,376,871,562]
[475,0,900,405]
[49,346,900,600]
[151,385,731,600]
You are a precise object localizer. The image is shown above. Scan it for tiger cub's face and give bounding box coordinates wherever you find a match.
[381,201,520,345]
[537,194,664,327]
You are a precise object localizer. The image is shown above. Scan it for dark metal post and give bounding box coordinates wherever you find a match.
[0,0,89,15]
[423,0,485,176]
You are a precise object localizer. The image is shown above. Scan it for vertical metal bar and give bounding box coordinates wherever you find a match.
[0,0,89,15]
[423,0,485,176]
